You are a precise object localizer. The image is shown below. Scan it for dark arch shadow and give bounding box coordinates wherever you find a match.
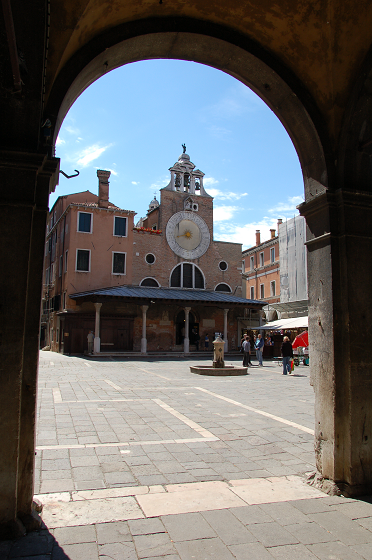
[45,16,333,200]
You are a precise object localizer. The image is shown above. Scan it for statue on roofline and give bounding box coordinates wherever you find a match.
[182,143,186,153]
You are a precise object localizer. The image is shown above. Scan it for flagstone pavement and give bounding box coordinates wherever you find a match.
[2,351,372,559]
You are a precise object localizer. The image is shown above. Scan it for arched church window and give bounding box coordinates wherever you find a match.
[170,263,205,289]
[215,283,232,292]
[184,173,190,191]
[140,277,159,287]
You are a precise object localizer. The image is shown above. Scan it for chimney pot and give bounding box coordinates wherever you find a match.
[255,230,261,246]
[97,169,111,208]
[277,218,283,233]
[270,229,276,239]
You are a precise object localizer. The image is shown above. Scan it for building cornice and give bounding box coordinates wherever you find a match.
[243,237,278,256]
[46,203,136,239]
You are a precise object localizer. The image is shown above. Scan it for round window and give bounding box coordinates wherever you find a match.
[145,253,155,264]
[219,261,228,271]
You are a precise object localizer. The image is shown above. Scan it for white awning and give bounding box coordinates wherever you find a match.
[261,316,308,330]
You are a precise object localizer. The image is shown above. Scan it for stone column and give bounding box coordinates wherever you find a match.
[170,171,175,190]
[223,309,229,352]
[93,303,102,353]
[0,151,59,537]
[300,190,372,496]
[184,307,191,354]
[141,305,149,354]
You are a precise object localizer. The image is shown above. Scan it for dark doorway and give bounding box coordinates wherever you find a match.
[175,310,195,345]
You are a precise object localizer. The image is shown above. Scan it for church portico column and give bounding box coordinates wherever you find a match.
[94,303,102,353]
[223,309,229,352]
[184,307,191,354]
[141,305,149,354]
[300,189,372,496]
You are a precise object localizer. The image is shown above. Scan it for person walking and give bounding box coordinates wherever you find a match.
[242,335,251,367]
[87,330,94,354]
[281,336,293,375]
[204,334,209,351]
[255,333,264,366]
[194,331,200,351]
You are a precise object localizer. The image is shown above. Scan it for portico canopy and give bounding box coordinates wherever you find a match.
[69,285,264,308]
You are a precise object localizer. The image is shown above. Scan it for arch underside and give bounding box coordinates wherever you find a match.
[48,22,330,202]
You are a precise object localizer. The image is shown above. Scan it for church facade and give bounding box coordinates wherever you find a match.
[43,150,264,354]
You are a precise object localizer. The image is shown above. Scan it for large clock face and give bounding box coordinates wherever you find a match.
[166,211,210,259]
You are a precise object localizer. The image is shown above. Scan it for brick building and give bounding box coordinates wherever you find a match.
[43,151,264,354]
[242,222,282,321]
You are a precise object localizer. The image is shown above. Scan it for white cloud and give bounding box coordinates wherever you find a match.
[132,181,139,185]
[206,185,248,201]
[56,136,65,146]
[268,195,304,215]
[150,176,169,190]
[214,218,282,249]
[203,177,219,186]
[213,206,240,222]
[65,125,80,135]
[76,144,112,167]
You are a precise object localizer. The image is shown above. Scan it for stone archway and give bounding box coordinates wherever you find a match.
[2,6,372,537]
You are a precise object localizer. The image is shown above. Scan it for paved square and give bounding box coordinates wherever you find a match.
[2,352,372,558]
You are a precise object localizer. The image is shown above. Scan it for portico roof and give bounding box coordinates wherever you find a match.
[69,285,265,307]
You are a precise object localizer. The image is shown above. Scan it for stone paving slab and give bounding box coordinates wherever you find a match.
[2,353,372,559]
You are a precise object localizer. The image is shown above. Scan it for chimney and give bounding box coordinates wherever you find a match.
[255,230,261,246]
[270,229,276,239]
[277,218,283,233]
[97,169,111,208]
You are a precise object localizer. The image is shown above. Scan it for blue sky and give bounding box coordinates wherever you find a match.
[54,59,303,249]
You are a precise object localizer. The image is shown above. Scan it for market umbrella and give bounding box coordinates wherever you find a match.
[292,331,309,348]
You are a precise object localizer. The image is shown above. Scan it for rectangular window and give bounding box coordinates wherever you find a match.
[64,250,68,273]
[112,252,126,274]
[259,252,264,267]
[51,263,54,282]
[76,249,90,272]
[63,292,66,310]
[78,212,92,233]
[250,286,254,299]
[250,256,254,270]
[114,216,127,237]
[45,267,50,285]
[270,280,276,296]
[260,284,265,299]
[270,247,275,263]
[59,255,63,277]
